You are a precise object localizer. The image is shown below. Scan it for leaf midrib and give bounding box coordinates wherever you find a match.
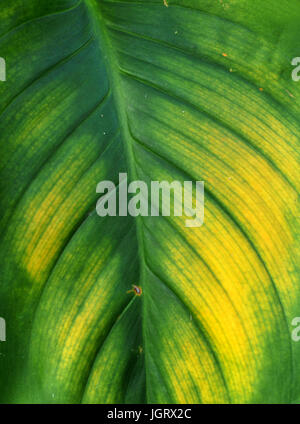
[85,0,149,402]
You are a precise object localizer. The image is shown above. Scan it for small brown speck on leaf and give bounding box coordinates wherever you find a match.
[285,89,295,98]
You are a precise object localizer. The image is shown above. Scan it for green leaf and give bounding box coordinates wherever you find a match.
[0,0,299,404]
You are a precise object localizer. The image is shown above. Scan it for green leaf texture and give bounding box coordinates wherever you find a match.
[0,0,299,404]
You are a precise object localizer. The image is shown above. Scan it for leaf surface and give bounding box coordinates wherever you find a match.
[0,0,299,404]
